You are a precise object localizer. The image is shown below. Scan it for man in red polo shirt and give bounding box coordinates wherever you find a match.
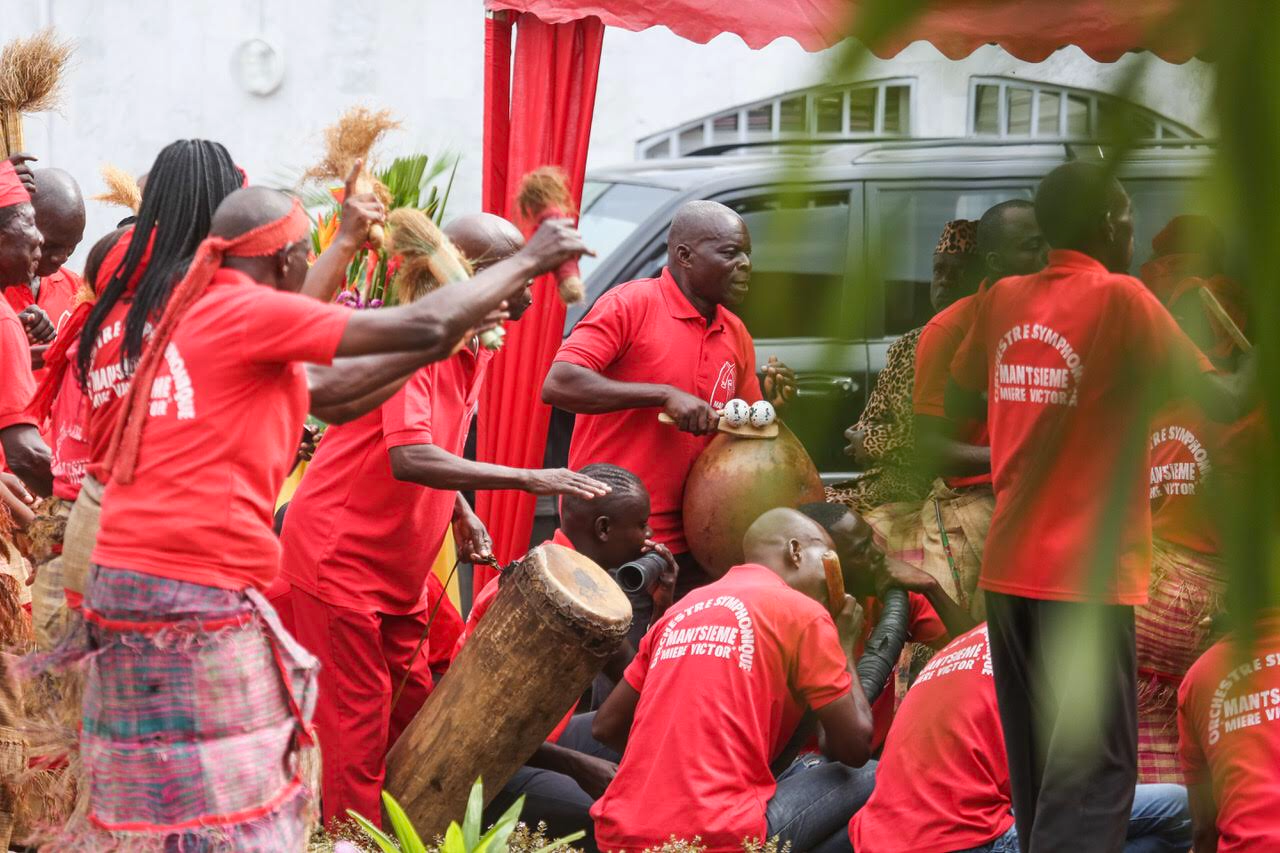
[912,199,1046,616]
[799,501,972,751]
[543,200,795,597]
[2,168,85,368]
[946,161,1255,851]
[591,508,873,852]
[1178,611,1280,853]
[840,624,1191,853]
[276,212,609,829]
[0,158,52,498]
[458,463,673,852]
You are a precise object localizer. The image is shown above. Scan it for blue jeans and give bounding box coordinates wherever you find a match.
[954,783,1191,853]
[765,754,877,852]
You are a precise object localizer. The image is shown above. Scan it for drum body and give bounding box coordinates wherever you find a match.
[384,543,631,835]
[683,424,825,577]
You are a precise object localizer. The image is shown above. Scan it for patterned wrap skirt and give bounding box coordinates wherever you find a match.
[62,564,319,851]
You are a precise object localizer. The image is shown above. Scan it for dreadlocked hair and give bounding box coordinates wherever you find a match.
[76,139,242,391]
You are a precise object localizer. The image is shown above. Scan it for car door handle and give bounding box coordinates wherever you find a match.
[793,374,858,398]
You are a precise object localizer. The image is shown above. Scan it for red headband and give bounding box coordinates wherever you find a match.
[105,197,309,484]
[0,161,30,208]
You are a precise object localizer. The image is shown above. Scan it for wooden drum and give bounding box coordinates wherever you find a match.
[384,543,632,835]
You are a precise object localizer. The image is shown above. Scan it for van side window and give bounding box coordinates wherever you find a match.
[870,186,1033,335]
[728,191,852,340]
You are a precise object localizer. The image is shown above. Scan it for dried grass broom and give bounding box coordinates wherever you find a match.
[89,163,140,213]
[0,28,73,157]
[306,106,400,248]
[515,166,585,304]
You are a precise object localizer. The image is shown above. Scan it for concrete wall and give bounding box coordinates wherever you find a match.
[0,1,1214,268]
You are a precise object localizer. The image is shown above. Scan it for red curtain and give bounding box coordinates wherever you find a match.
[475,10,604,589]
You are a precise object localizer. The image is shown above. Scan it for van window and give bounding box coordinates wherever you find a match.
[1123,178,1214,269]
[728,191,853,339]
[870,185,1034,334]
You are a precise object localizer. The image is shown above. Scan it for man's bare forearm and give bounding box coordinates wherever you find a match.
[542,361,671,414]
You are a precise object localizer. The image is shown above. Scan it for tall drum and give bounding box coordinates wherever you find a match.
[385,543,631,835]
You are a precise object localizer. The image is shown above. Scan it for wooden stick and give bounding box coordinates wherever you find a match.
[353,168,384,248]
[1198,286,1252,352]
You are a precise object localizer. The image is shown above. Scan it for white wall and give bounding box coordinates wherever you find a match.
[0,1,1213,270]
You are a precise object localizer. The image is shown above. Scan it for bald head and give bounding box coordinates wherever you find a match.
[209,186,294,239]
[31,168,85,277]
[445,212,531,319]
[666,200,752,312]
[742,508,834,602]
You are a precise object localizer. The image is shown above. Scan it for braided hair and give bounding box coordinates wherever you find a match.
[76,139,242,389]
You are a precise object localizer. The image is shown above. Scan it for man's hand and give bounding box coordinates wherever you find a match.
[566,753,618,800]
[7,153,36,194]
[30,344,48,371]
[521,218,594,278]
[452,505,493,563]
[335,159,387,249]
[843,426,871,467]
[18,305,54,345]
[663,388,719,435]
[520,468,611,499]
[643,540,678,617]
[294,424,322,467]
[873,554,940,597]
[834,595,865,661]
[762,355,796,408]
[0,473,35,529]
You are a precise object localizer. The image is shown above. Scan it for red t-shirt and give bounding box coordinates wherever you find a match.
[48,346,90,501]
[1178,612,1280,853]
[93,269,350,592]
[451,529,578,742]
[591,563,852,853]
[913,291,991,488]
[0,297,35,433]
[4,269,81,386]
[83,299,146,482]
[555,268,762,554]
[1149,402,1262,556]
[860,592,949,751]
[850,625,1014,853]
[950,250,1214,604]
[278,345,492,613]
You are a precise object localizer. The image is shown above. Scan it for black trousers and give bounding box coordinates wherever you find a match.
[984,591,1138,853]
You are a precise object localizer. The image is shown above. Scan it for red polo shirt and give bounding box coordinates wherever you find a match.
[48,347,90,501]
[279,345,492,614]
[913,290,991,488]
[555,268,762,554]
[1149,402,1262,556]
[950,250,1214,604]
[83,299,142,482]
[451,529,578,743]
[93,269,350,592]
[1178,611,1280,853]
[850,625,1014,853]
[591,563,852,853]
[4,269,80,386]
[0,297,35,433]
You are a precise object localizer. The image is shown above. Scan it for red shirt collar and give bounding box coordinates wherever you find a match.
[725,562,788,588]
[550,528,576,550]
[1047,249,1109,273]
[210,266,260,287]
[658,266,726,330]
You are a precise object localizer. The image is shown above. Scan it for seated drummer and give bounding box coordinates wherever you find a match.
[838,624,1191,853]
[799,501,976,752]
[542,199,795,599]
[591,508,875,852]
[456,463,675,852]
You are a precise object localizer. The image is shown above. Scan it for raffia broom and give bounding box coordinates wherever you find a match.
[89,163,140,213]
[306,106,400,248]
[386,207,504,350]
[515,166,585,305]
[0,29,73,158]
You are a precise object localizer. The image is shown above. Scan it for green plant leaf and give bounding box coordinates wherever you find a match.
[475,793,525,853]
[381,791,428,853]
[463,778,485,849]
[345,809,400,853]
[443,821,467,853]
[531,830,587,853]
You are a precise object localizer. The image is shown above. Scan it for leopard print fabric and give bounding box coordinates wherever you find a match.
[828,326,933,514]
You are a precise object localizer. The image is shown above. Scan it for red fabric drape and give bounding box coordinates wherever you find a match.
[485,0,1202,62]
[475,11,604,589]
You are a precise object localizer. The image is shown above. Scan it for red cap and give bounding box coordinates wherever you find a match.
[0,161,31,209]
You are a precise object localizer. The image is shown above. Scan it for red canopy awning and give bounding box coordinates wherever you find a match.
[486,0,1202,63]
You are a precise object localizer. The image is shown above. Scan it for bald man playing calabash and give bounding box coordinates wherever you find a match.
[543,200,796,598]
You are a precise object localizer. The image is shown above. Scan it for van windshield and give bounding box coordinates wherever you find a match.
[577,181,677,284]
